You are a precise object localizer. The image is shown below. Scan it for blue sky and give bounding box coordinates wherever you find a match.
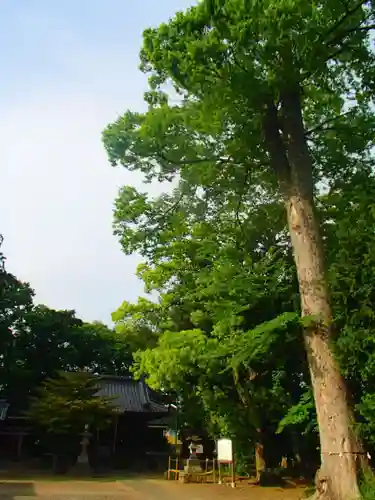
[1,0,194,323]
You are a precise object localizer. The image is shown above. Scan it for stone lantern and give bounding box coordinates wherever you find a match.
[71,424,92,475]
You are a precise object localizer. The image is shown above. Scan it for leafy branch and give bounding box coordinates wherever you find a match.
[305,108,358,136]
[157,151,230,167]
[322,0,369,42]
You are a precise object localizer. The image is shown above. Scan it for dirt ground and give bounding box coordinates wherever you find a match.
[129,478,308,500]
[0,478,308,500]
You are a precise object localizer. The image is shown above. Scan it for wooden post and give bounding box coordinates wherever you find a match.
[231,460,235,488]
[231,441,236,488]
[112,414,118,454]
[17,434,23,460]
[213,458,216,483]
[168,456,171,480]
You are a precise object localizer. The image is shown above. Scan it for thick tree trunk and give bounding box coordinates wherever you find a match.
[285,192,362,500]
[262,91,366,500]
[255,435,266,483]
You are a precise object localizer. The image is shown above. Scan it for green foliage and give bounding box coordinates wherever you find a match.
[2,307,133,413]
[102,0,375,479]
[0,235,34,400]
[0,235,4,269]
[0,241,133,416]
[322,173,375,449]
[112,298,161,350]
[27,372,114,435]
[360,471,375,500]
[277,390,317,435]
[104,0,375,200]
[108,193,310,469]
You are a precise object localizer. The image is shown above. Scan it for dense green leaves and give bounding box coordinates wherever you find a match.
[109,195,310,468]
[103,0,375,481]
[27,372,114,435]
[0,236,34,404]
[0,242,133,415]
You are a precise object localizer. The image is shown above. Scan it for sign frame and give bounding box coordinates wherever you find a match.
[217,438,233,463]
[216,438,235,488]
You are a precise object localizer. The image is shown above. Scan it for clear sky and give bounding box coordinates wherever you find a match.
[1,0,194,323]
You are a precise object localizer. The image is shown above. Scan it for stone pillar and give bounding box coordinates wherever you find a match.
[184,440,202,479]
[71,424,92,476]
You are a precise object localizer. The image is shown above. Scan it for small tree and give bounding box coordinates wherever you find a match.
[27,372,114,436]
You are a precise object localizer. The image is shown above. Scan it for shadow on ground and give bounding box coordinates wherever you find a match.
[0,482,35,499]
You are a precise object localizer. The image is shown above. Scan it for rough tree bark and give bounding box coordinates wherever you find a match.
[255,434,266,483]
[262,89,366,500]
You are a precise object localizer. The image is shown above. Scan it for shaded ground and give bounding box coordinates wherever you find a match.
[0,478,307,500]
[125,478,307,500]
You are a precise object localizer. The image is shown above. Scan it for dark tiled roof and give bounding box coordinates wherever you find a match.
[95,376,168,414]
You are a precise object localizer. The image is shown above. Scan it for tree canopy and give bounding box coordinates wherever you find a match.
[27,372,115,435]
[0,236,133,414]
[102,1,375,498]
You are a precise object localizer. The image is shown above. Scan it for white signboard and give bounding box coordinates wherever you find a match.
[217,438,233,463]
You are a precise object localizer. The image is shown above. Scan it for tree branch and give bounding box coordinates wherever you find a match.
[235,166,252,239]
[322,0,369,43]
[155,192,185,230]
[339,0,351,9]
[157,151,229,166]
[164,194,185,218]
[300,3,373,83]
[325,40,364,62]
[305,109,357,136]
[262,99,291,191]
[0,234,5,271]
[327,23,375,47]
[233,367,251,408]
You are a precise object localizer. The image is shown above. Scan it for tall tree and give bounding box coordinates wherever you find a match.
[0,235,34,399]
[5,308,133,412]
[111,194,315,477]
[27,372,114,436]
[103,1,375,497]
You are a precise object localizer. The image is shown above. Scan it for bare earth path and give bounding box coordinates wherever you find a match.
[0,479,306,500]
[124,479,306,500]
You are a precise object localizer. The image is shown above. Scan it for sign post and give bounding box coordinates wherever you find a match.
[0,400,9,421]
[217,438,235,488]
